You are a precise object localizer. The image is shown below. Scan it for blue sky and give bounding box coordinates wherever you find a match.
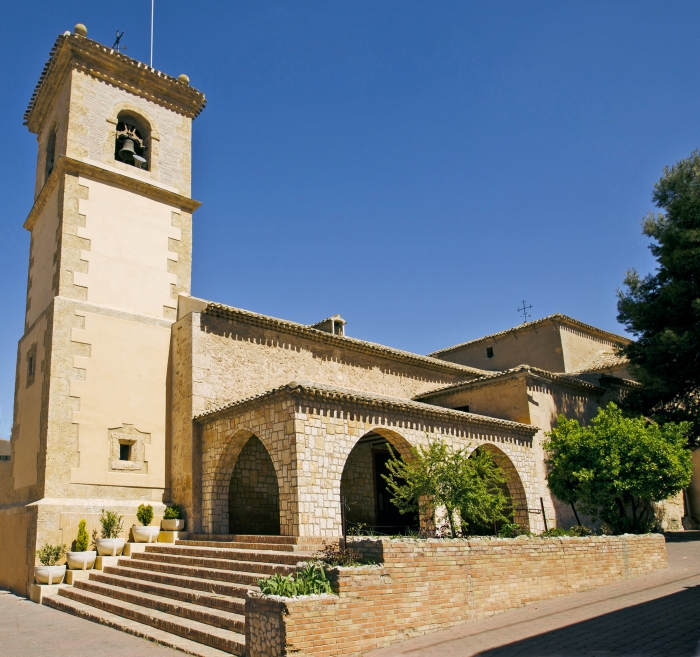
[1,2,697,438]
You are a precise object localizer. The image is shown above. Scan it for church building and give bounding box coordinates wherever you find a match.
[0,25,684,605]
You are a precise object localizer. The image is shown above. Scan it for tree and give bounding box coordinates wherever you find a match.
[383,439,512,537]
[544,403,692,534]
[617,150,700,443]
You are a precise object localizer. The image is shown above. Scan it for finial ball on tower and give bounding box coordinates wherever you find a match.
[178,74,190,85]
[74,24,88,37]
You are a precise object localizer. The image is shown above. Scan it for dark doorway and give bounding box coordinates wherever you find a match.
[373,449,418,534]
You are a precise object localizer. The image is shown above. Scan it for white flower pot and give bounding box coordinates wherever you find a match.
[66,550,97,570]
[34,564,66,585]
[95,537,125,556]
[132,525,160,543]
[161,519,185,531]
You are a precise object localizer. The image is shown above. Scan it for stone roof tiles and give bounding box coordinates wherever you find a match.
[571,352,629,374]
[427,314,629,358]
[415,364,603,401]
[194,380,538,436]
[201,301,490,378]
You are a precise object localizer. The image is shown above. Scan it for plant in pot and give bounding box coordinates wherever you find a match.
[35,543,67,585]
[66,519,97,570]
[132,504,160,543]
[94,509,125,556]
[162,504,185,531]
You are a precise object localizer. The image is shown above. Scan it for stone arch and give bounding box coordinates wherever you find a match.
[207,429,281,535]
[471,443,530,531]
[340,428,418,534]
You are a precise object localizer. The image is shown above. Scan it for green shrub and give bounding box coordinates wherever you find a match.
[258,563,333,596]
[99,509,123,538]
[36,543,67,566]
[315,543,363,567]
[541,525,595,538]
[163,504,181,520]
[136,504,154,526]
[75,519,89,552]
[497,523,531,538]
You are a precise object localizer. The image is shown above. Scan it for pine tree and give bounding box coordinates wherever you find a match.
[617,150,700,443]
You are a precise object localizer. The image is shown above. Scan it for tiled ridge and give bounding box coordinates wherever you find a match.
[42,535,315,656]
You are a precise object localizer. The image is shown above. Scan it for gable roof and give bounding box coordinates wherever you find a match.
[415,364,603,402]
[201,301,490,378]
[427,314,630,358]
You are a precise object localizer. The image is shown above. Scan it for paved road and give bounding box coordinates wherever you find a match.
[0,591,182,657]
[367,533,700,657]
[1,535,698,657]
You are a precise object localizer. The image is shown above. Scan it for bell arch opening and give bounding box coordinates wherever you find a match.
[228,434,280,535]
[340,430,418,535]
[114,111,150,170]
[466,443,530,534]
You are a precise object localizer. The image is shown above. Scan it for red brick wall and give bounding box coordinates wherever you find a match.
[245,534,667,657]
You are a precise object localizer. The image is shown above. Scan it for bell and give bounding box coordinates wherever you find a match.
[119,138,135,161]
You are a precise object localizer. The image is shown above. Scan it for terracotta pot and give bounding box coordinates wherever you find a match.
[95,537,125,556]
[161,519,185,531]
[34,564,66,585]
[132,525,160,543]
[66,550,97,570]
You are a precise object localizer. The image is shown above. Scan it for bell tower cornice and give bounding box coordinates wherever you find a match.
[24,32,207,134]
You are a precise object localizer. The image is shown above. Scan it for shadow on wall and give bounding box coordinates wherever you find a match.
[474,585,700,657]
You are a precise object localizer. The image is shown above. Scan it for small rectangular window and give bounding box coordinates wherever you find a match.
[486,346,494,359]
[119,443,131,461]
[26,343,37,387]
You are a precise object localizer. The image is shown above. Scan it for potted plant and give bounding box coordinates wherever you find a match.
[94,509,125,556]
[132,504,160,543]
[35,543,67,585]
[66,519,97,570]
[162,504,185,531]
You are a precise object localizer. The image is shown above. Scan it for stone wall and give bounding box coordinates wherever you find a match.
[245,533,667,657]
[198,384,540,538]
[340,440,378,528]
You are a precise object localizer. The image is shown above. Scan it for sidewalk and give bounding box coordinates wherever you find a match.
[366,533,700,657]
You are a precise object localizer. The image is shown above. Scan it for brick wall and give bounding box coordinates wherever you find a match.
[245,533,667,657]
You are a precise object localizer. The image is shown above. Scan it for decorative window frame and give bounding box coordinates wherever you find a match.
[108,424,150,473]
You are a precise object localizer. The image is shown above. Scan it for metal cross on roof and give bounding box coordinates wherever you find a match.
[517,300,533,324]
[112,31,127,53]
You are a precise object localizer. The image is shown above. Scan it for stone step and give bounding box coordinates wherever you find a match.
[88,570,245,614]
[73,578,246,633]
[138,549,298,575]
[177,539,300,552]
[122,557,268,586]
[190,534,299,544]
[104,564,254,599]
[55,586,245,655]
[43,594,241,657]
[146,543,312,565]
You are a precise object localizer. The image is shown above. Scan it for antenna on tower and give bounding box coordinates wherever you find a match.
[150,0,154,67]
[517,300,533,324]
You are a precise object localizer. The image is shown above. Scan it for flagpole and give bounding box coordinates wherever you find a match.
[150,0,154,67]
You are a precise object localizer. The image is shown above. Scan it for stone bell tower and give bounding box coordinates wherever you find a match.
[0,24,205,595]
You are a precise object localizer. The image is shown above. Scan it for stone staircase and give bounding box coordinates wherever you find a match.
[43,535,316,657]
